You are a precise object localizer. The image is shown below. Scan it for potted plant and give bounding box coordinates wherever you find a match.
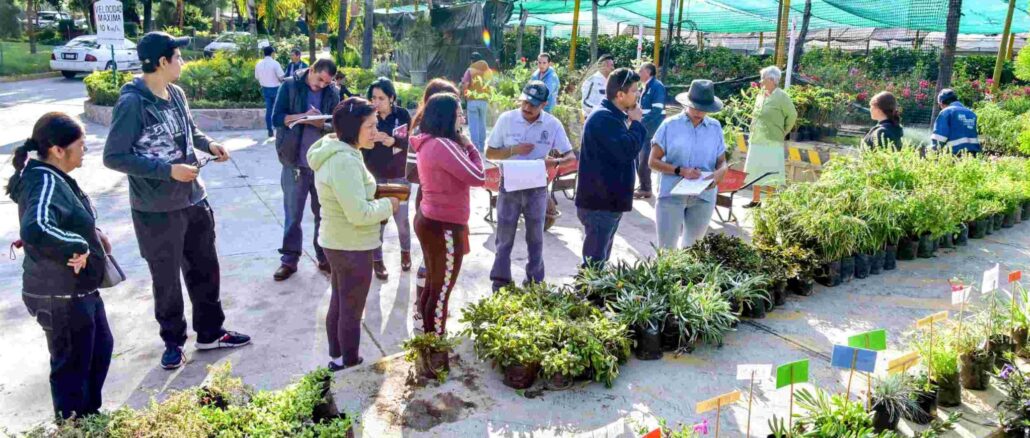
[869,373,920,432]
[726,273,772,319]
[793,387,875,436]
[906,371,938,425]
[995,362,1030,436]
[1012,285,1030,358]
[540,346,585,390]
[913,323,961,407]
[402,333,460,383]
[610,289,666,361]
[677,282,737,350]
[954,320,994,391]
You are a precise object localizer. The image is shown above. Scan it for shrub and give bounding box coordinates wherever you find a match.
[179,53,262,106]
[339,67,377,94]
[83,70,134,106]
[0,0,21,39]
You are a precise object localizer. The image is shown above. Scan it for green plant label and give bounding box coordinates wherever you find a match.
[775,359,809,389]
[846,329,886,351]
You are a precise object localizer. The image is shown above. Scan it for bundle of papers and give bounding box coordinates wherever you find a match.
[670,172,713,196]
[286,114,332,129]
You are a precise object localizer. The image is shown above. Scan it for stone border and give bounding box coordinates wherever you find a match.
[83,100,266,131]
[0,71,61,83]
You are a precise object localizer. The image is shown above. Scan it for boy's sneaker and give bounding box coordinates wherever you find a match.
[161,346,187,369]
[196,331,252,350]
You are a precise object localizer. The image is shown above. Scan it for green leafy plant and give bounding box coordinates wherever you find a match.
[402,332,461,382]
[870,374,921,428]
[793,387,874,437]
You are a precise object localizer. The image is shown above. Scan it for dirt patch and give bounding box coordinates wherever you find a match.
[371,360,391,375]
[400,392,477,431]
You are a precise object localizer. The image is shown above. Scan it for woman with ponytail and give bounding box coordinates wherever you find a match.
[864,91,905,151]
[7,112,114,420]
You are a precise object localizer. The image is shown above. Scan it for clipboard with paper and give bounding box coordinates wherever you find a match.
[496,160,548,192]
[670,172,713,196]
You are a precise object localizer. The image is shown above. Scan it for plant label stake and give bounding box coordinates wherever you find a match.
[696,390,741,438]
[641,428,660,438]
[915,311,948,380]
[737,364,772,437]
[949,281,971,338]
[983,264,1000,294]
[831,345,877,411]
[776,359,809,432]
[887,351,920,375]
[847,329,887,409]
[1009,271,1023,318]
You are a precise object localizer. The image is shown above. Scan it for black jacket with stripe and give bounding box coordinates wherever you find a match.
[10,160,105,294]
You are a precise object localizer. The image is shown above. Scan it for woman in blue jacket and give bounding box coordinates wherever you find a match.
[7,112,114,420]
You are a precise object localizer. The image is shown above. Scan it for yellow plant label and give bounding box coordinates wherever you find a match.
[696,390,742,413]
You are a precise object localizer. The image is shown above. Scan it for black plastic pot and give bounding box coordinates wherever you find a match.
[661,316,680,352]
[773,281,788,306]
[788,277,815,296]
[917,233,935,258]
[634,325,664,360]
[959,351,993,390]
[743,295,769,319]
[1015,327,1030,359]
[986,215,996,235]
[955,223,969,246]
[971,218,988,238]
[897,236,918,260]
[939,233,954,249]
[935,375,962,407]
[995,213,1005,230]
[991,335,1016,368]
[503,363,540,389]
[869,251,885,275]
[883,245,898,271]
[816,260,843,287]
[853,253,871,279]
[840,256,856,283]
[1016,207,1023,224]
[872,403,900,432]
[907,389,937,425]
[1004,209,1018,228]
[547,372,575,390]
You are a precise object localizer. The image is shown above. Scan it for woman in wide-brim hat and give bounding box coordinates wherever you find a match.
[744,66,797,208]
[647,79,729,249]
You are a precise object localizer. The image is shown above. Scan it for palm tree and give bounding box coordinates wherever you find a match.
[361,0,373,67]
[303,0,334,62]
[336,0,359,61]
[931,0,962,123]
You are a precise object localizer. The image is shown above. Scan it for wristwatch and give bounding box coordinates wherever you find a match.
[674,166,682,176]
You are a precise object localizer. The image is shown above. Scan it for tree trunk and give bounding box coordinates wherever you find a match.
[932,0,962,124]
[176,0,184,28]
[307,13,316,62]
[337,0,348,58]
[142,0,152,32]
[515,8,528,64]
[589,0,598,63]
[27,0,36,54]
[248,0,257,33]
[791,0,811,72]
[362,0,373,68]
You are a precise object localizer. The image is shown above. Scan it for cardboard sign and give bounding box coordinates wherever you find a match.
[831,345,878,373]
[736,364,772,380]
[1011,271,1023,284]
[915,311,949,328]
[696,390,742,413]
[776,360,810,389]
[983,264,1000,294]
[847,329,887,351]
[952,286,972,305]
[887,351,920,374]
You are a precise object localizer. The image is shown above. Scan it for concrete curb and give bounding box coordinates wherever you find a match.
[83,100,266,131]
[0,71,61,83]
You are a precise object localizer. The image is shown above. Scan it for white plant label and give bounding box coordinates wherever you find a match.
[736,364,772,381]
[952,286,972,305]
[982,264,1000,294]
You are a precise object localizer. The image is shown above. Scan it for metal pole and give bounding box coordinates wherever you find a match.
[758,32,764,52]
[826,28,831,49]
[776,0,791,67]
[653,0,663,66]
[993,0,1016,94]
[110,45,117,88]
[570,0,582,69]
[540,26,546,55]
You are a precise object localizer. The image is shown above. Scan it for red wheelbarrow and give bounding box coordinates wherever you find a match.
[714,169,777,223]
[483,157,579,231]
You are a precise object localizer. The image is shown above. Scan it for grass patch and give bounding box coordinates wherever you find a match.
[0,41,55,77]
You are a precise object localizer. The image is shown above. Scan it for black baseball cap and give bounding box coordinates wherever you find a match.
[937,88,958,104]
[520,80,549,106]
[138,31,190,68]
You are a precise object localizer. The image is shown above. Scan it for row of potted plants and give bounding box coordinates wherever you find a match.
[753,148,1030,288]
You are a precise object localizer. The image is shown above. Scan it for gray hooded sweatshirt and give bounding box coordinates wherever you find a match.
[103,78,214,212]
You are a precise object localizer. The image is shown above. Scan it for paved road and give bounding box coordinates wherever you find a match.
[0,77,1022,436]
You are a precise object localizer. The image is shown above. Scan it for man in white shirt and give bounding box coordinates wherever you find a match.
[255,45,285,137]
[581,54,614,117]
[485,81,575,291]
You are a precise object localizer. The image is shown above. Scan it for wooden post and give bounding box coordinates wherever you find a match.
[788,366,795,432]
[758,32,764,51]
[773,0,784,63]
[569,0,583,69]
[1008,33,1016,60]
[654,0,664,66]
[993,0,1017,94]
[913,30,920,49]
[616,21,620,36]
[677,0,685,38]
[776,0,792,67]
[715,400,722,438]
[845,349,858,400]
[697,31,704,49]
[746,371,756,437]
[827,29,831,49]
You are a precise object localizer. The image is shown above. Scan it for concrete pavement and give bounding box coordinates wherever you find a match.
[0,77,1026,436]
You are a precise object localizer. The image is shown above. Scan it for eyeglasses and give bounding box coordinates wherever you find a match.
[620,72,633,89]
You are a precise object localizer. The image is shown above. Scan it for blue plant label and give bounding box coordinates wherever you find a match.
[830,345,877,373]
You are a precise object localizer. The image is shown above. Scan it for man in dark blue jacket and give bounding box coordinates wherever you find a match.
[575,67,646,268]
[931,88,980,155]
[635,62,666,199]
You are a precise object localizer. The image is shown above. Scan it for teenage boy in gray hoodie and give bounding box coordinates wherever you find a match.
[103,32,251,370]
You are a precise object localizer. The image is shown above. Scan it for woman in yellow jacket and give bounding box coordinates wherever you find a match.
[308,97,400,371]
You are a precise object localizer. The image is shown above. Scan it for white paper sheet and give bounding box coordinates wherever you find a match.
[670,172,713,196]
[287,114,332,129]
[499,160,547,192]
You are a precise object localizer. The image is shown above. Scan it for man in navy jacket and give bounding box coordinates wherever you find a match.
[575,68,646,268]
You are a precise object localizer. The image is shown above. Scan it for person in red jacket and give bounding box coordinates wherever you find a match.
[410,93,485,336]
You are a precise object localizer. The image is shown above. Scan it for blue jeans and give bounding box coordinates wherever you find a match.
[656,191,716,249]
[577,207,623,268]
[490,187,548,290]
[373,177,411,262]
[262,86,279,134]
[280,166,327,268]
[467,99,488,153]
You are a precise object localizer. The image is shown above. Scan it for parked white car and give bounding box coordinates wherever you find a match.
[50,36,141,79]
[36,11,72,28]
[203,32,271,57]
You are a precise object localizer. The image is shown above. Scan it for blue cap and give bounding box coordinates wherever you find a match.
[937,88,958,104]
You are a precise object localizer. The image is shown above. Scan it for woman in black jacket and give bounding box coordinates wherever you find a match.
[864,91,904,150]
[7,112,114,420]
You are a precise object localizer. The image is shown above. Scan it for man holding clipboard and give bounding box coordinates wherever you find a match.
[648,79,729,249]
[485,81,574,291]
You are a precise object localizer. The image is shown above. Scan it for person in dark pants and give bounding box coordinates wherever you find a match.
[9,112,113,420]
[634,62,666,199]
[364,77,412,280]
[575,68,646,268]
[104,32,250,370]
[271,59,341,281]
[254,45,285,138]
[308,97,399,370]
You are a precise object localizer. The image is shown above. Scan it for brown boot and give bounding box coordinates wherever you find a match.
[373,260,388,280]
[401,251,412,272]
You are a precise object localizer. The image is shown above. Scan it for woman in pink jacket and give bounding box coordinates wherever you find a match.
[411,93,485,336]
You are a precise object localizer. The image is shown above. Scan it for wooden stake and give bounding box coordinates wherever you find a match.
[746,371,755,437]
[715,400,722,438]
[788,382,794,432]
[653,0,664,65]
